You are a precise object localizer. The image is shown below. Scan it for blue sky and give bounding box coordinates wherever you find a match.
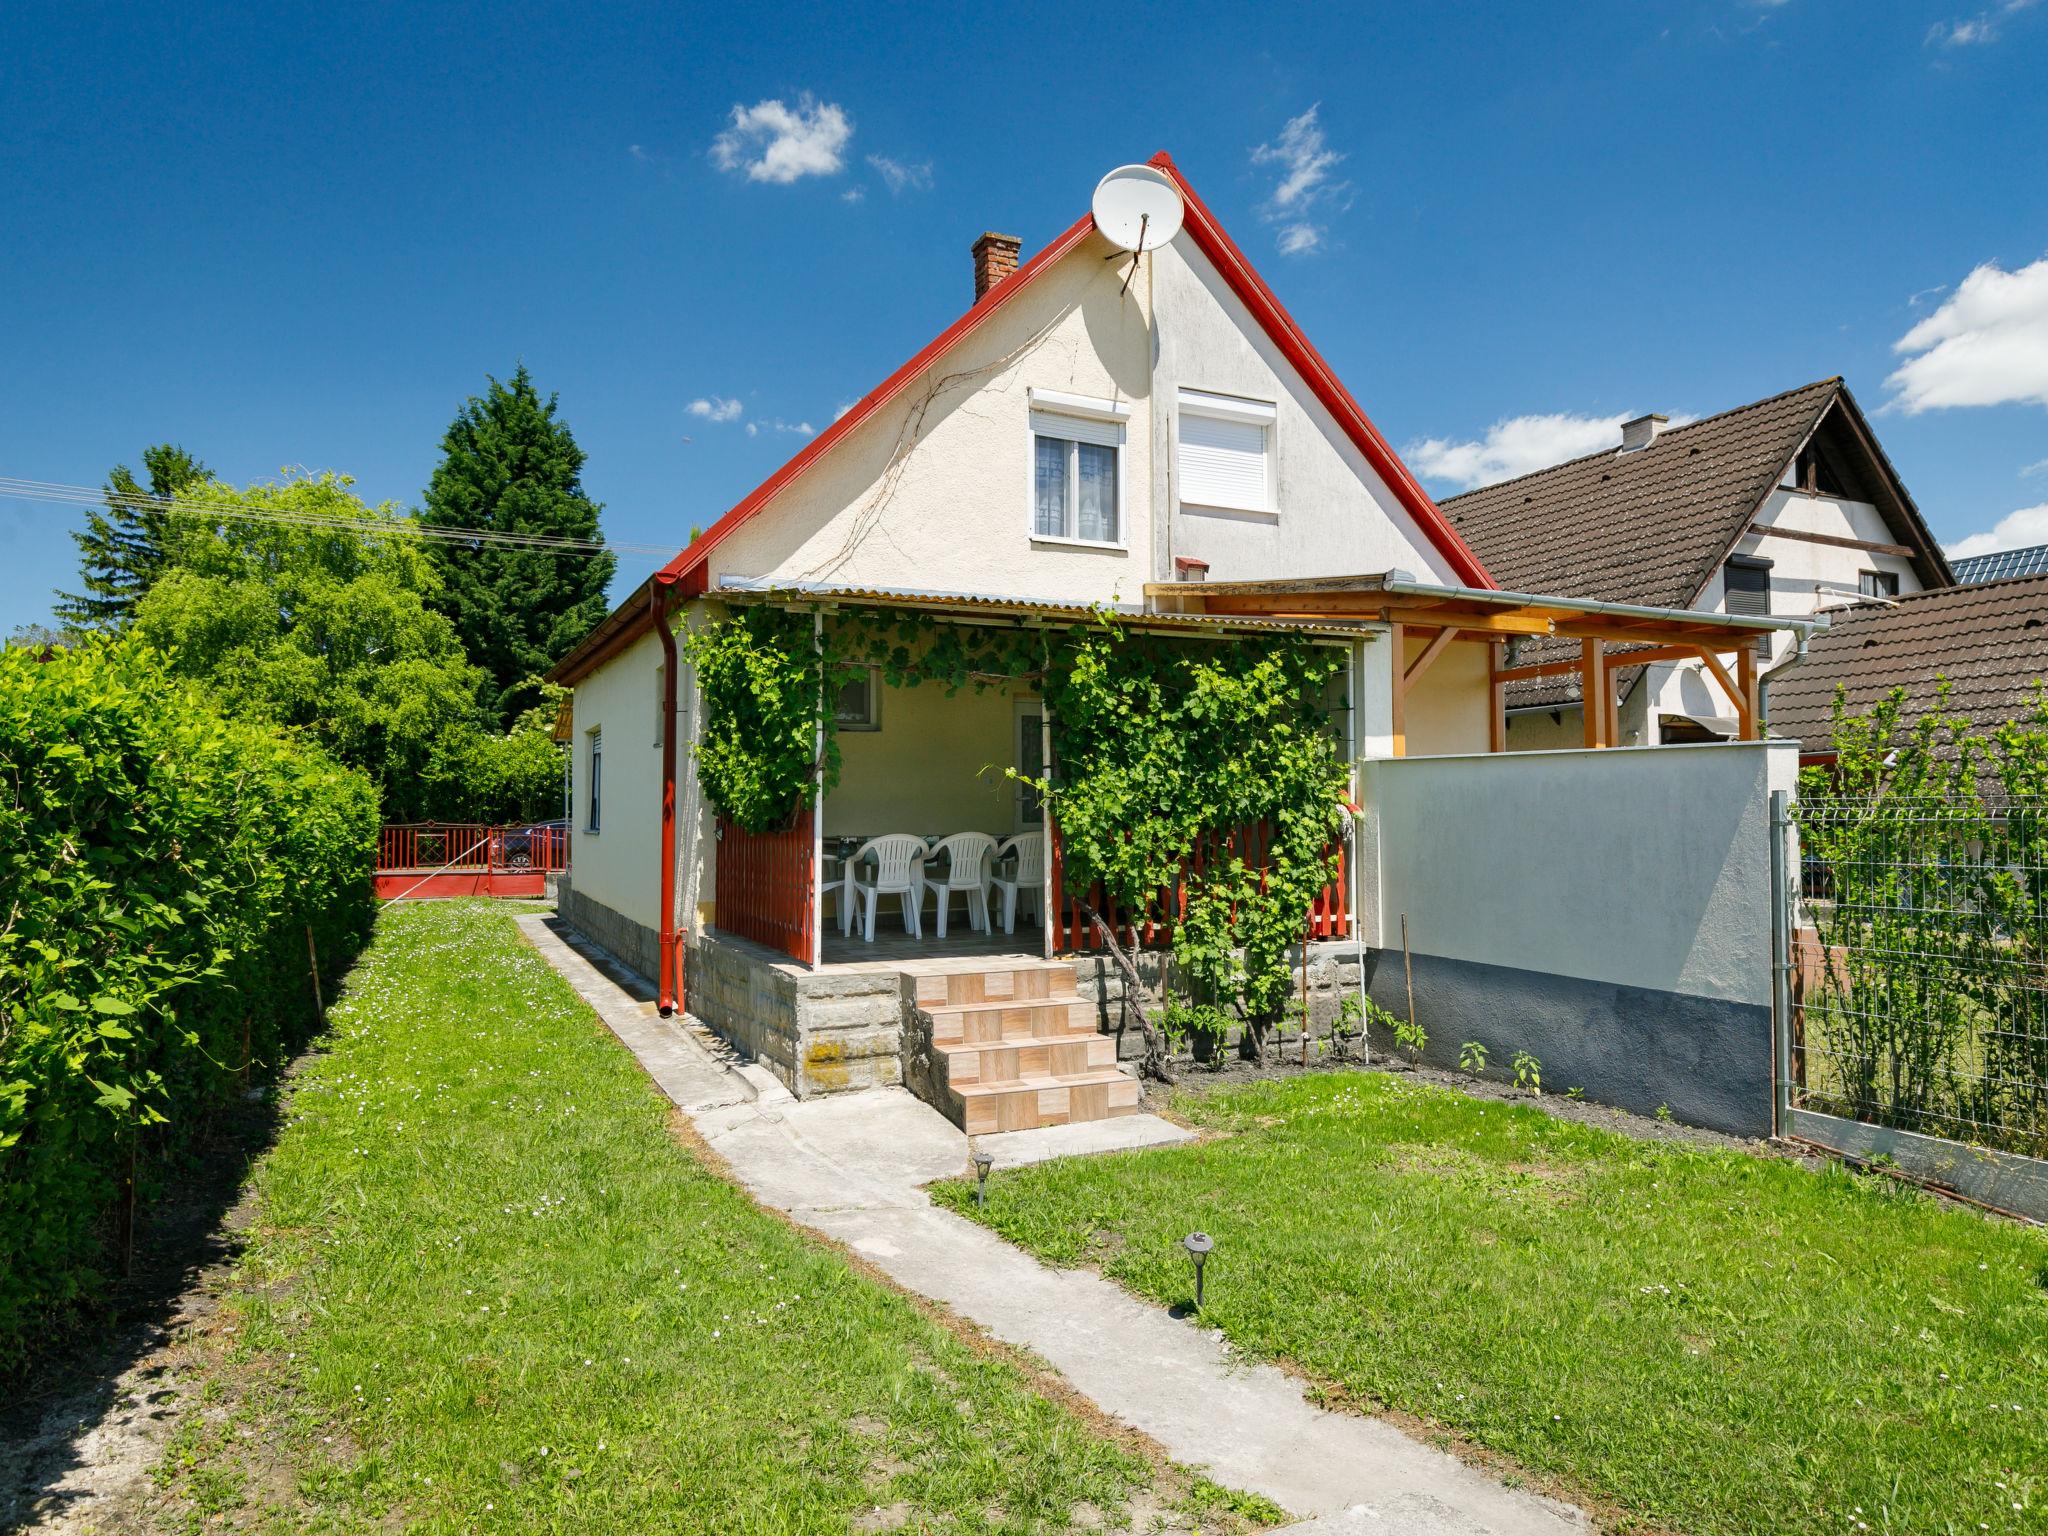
[3,0,2044,628]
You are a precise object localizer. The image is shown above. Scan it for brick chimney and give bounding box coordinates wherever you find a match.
[972,232,1022,301]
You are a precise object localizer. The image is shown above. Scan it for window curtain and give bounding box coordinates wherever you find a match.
[1033,435,1068,538]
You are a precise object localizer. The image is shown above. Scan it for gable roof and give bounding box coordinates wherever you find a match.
[1437,378,1953,712]
[552,153,1490,684]
[1768,574,2048,748]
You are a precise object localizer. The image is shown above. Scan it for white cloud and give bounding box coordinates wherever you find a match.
[1886,256,2048,412]
[766,418,814,436]
[686,396,743,423]
[2023,458,2048,477]
[1928,0,2039,45]
[1251,105,1348,257]
[1946,503,2048,559]
[1276,223,1322,256]
[1406,413,1639,491]
[833,401,857,421]
[840,186,866,204]
[710,95,852,184]
[867,154,932,194]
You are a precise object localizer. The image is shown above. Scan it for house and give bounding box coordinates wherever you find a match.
[549,155,1813,1139]
[1439,379,1953,747]
[1766,572,2048,757]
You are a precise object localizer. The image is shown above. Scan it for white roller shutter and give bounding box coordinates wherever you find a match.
[1177,391,1274,512]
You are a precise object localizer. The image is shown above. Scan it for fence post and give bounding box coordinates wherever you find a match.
[1768,788,1792,1137]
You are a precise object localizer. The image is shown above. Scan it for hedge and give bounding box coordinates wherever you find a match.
[1,637,378,1364]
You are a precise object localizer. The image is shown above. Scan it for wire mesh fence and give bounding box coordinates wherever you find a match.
[1790,796,2048,1160]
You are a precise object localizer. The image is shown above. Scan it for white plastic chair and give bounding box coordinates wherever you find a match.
[924,832,996,939]
[849,835,927,942]
[989,832,1045,935]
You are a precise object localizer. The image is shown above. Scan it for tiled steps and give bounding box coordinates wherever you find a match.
[915,963,1139,1134]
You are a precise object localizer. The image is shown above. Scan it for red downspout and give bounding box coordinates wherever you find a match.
[651,574,683,1016]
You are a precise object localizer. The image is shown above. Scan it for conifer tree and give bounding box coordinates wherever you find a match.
[55,444,210,629]
[421,367,615,727]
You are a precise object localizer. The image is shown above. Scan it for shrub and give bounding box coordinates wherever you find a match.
[0,636,377,1364]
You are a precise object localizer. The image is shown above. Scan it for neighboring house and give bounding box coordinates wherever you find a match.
[1440,379,1953,748]
[548,155,1810,1139]
[1767,573,2048,758]
[1951,544,2048,584]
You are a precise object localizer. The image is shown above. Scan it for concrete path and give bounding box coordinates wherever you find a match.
[520,916,1586,1536]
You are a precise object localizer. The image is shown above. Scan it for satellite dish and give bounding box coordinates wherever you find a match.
[1092,164,1185,253]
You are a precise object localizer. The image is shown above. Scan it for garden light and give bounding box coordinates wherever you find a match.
[973,1149,994,1207]
[1182,1231,1214,1311]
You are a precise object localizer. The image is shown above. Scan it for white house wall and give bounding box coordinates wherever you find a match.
[701,229,1461,601]
[706,230,1153,605]
[1641,485,1922,732]
[566,627,667,938]
[1147,239,1464,589]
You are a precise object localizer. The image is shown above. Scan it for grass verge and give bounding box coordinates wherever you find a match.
[933,1072,2048,1536]
[148,901,1257,1533]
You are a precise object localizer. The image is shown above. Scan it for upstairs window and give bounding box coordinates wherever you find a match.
[1178,389,1276,514]
[1859,570,1900,599]
[1724,556,1772,617]
[1029,394,1125,546]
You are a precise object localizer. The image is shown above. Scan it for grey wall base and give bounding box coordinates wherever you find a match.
[1372,950,1772,1139]
[685,932,905,1099]
[555,878,660,986]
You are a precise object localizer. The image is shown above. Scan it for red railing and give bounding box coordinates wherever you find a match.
[1047,815,1349,954]
[375,822,571,873]
[713,807,815,965]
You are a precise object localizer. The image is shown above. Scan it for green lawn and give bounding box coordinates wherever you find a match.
[151,901,1255,1534]
[933,1073,2048,1536]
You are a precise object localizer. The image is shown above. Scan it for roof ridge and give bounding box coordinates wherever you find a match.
[1438,377,1843,507]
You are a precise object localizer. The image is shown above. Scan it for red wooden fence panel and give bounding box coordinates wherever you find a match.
[1048,814,1349,954]
[713,808,815,965]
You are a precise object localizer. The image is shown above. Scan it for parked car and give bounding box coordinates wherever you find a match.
[500,819,569,869]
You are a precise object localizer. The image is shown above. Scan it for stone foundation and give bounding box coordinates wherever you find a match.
[1065,940,1376,1062]
[555,878,661,984]
[685,931,906,1098]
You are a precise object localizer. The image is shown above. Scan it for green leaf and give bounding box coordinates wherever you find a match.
[91,996,138,1016]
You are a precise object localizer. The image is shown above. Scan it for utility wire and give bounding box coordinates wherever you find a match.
[0,475,683,560]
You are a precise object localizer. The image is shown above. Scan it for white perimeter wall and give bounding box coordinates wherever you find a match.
[1360,739,1798,1006]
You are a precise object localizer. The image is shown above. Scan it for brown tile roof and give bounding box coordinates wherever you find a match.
[1767,574,2048,749]
[1440,378,1839,608]
[1436,378,1949,712]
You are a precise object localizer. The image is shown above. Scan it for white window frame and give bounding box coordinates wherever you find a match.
[1027,388,1129,551]
[1177,388,1277,516]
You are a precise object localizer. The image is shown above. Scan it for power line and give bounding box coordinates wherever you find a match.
[0,475,683,560]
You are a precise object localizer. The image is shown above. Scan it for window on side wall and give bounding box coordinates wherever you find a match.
[1177,389,1276,514]
[586,727,603,833]
[1723,556,1772,617]
[1029,397,1124,546]
[1859,569,1900,599]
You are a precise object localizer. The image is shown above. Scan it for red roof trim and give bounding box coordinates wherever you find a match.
[1147,152,1494,589]
[664,211,1098,587]
[659,154,1492,595]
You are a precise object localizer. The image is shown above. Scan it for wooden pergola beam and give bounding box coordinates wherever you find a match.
[1690,644,1758,740]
